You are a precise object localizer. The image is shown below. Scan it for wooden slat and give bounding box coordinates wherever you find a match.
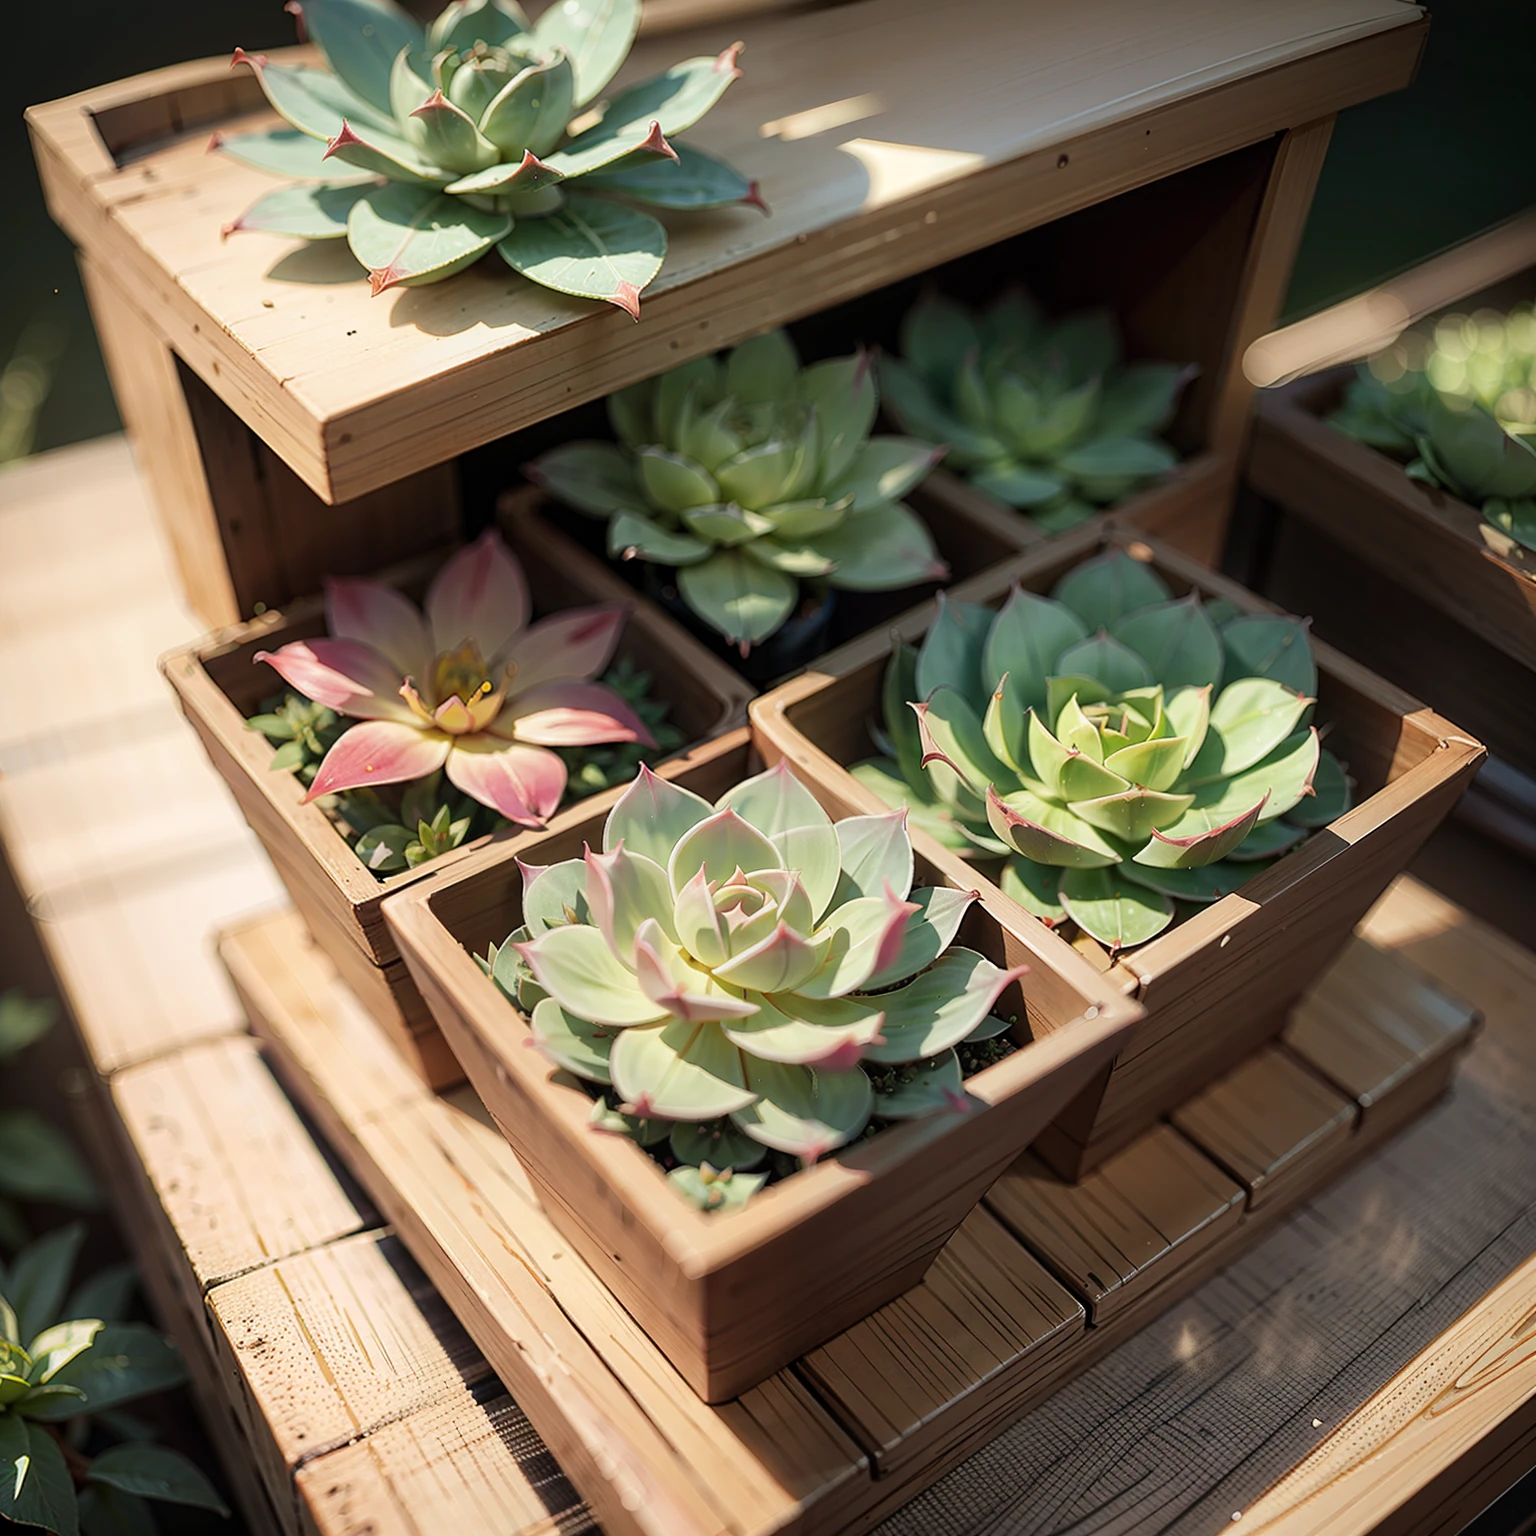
[26,1,1424,502]
[986,1129,1245,1322]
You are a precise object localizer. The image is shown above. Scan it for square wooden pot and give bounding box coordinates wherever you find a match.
[752,522,1485,1178]
[160,493,754,1088]
[381,726,1143,1402]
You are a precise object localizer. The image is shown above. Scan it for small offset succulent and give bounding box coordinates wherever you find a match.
[1330,302,1536,554]
[1,1226,228,1534]
[529,329,949,652]
[879,291,1191,532]
[223,0,755,313]
[856,549,1351,953]
[488,760,1024,1208]
[255,530,652,832]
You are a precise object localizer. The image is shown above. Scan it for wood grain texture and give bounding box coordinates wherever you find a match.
[27,2,1424,502]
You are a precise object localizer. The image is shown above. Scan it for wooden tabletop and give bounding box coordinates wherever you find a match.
[27,0,1424,502]
[2,435,1534,1535]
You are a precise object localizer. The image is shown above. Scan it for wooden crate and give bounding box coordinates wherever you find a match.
[159,493,753,1087]
[227,901,1479,1536]
[25,1,1427,623]
[752,522,1485,1177]
[380,726,1144,1401]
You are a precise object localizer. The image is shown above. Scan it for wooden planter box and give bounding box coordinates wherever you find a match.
[752,522,1484,1177]
[381,725,1143,1402]
[160,494,753,1089]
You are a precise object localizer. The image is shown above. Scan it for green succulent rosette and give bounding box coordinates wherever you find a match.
[1330,301,1536,554]
[529,328,949,652]
[222,0,758,312]
[878,290,1193,532]
[488,759,1024,1210]
[855,548,1354,953]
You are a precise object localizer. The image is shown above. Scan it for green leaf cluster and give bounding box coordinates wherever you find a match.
[222,0,753,309]
[878,290,1192,531]
[531,329,948,650]
[1,1227,227,1536]
[856,548,1353,953]
[1330,301,1536,554]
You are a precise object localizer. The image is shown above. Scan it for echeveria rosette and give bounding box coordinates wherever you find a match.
[497,760,1025,1207]
[529,329,949,651]
[221,0,757,314]
[878,290,1193,532]
[854,549,1354,953]
[256,529,653,828]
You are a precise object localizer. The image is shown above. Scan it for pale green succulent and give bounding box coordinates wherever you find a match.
[1330,304,1536,555]
[854,549,1352,953]
[222,0,754,313]
[489,759,1022,1208]
[529,329,948,652]
[879,291,1191,532]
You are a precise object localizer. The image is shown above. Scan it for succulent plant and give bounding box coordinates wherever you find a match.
[878,291,1192,532]
[529,329,949,652]
[255,529,652,828]
[855,548,1352,952]
[490,760,1025,1206]
[221,0,756,313]
[1330,303,1536,554]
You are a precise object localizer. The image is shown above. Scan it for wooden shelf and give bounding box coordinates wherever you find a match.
[27,0,1424,505]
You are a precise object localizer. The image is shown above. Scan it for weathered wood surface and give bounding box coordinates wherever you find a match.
[27,1,1423,504]
[3,437,1535,1536]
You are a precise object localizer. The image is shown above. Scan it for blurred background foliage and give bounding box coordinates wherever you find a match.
[2,0,1533,464]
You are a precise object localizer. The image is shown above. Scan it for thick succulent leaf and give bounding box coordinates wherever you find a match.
[225,182,372,239]
[1025,710,1116,800]
[1184,728,1319,828]
[915,595,995,703]
[860,948,1022,1063]
[533,0,642,108]
[986,785,1122,868]
[677,548,797,647]
[731,1059,872,1159]
[829,437,942,514]
[638,447,719,513]
[589,1094,672,1144]
[1183,678,1312,782]
[742,536,837,577]
[1120,858,1256,903]
[1103,733,1187,793]
[326,120,452,185]
[530,997,614,1082]
[584,140,755,208]
[999,855,1067,927]
[1013,376,1100,458]
[1286,746,1351,827]
[722,995,884,1069]
[862,885,977,988]
[668,1119,764,1171]
[833,811,914,904]
[982,671,1034,778]
[405,90,498,174]
[610,1019,755,1120]
[1163,684,1213,769]
[1054,632,1153,694]
[302,0,425,115]
[446,148,568,196]
[879,640,927,790]
[684,504,776,547]
[1052,548,1171,630]
[794,890,916,999]
[1133,796,1268,869]
[1111,595,1224,690]
[1051,693,1107,759]
[529,439,643,515]
[235,55,397,141]
[430,0,529,52]
[608,510,712,565]
[913,686,1011,805]
[1031,497,1099,533]
[668,1164,766,1210]
[1058,434,1178,487]
[516,923,663,1025]
[667,806,778,895]
[719,763,841,917]
[585,845,675,958]
[1485,497,1536,554]
[972,460,1067,509]
[1224,817,1306,861]
[1048,308,1121,379]
[575,45,741,143]
[1045,674,1112,729]
[1419,403,1536,500]
[711,923,824,994]
[900,292,979,393]
[873,1051,977,1120]
[1096,361,1191,437]
[982,587,1088,703]
[497,194,665,315]
[798,354,879,485]
[481,55,575,159]
[517,856,589,935]
[878,357,1003,466]
[713,440,798,507]
[349,184,507,291]
[1220,614,1317,696]
[635,922,764,1021]
[1073,785,1193,843]
[1059,866,1173,950]
[721,329,799,406]
[604,765,713,864]
[216,126,374,181]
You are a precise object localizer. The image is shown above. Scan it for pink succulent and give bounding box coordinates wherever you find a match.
[256,532,654,827]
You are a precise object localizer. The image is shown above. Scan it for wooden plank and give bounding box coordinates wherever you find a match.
[986,1129,1245,1322]
[26,2,1424,502]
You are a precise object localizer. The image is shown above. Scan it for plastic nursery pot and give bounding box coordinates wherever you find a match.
[159,489,754,1089]
[380,724,1142,1403]
[751,519,1486,1179]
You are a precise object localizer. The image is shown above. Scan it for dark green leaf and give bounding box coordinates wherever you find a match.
[87,1445,229,1516]
[0,1415,79,1536]
[0,993,56,1063]
[303,0,426,116]
[31,1326,184,1421]
[348,185,509,290]
[76,1485,157,1536]
[497,194,665,313]
[0,1121,99,1209]
[63,1267,136,1329]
